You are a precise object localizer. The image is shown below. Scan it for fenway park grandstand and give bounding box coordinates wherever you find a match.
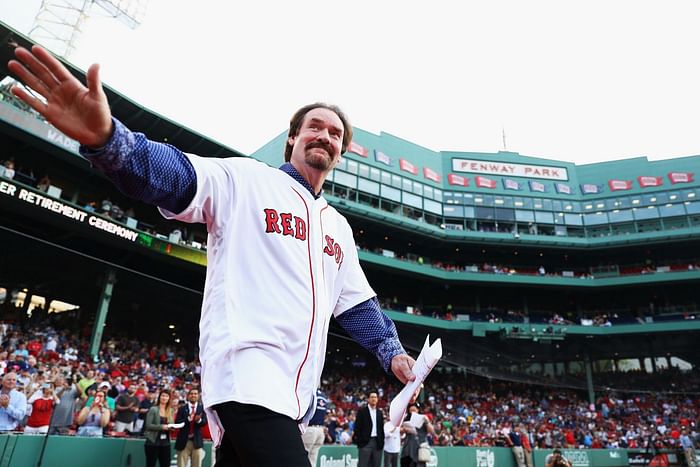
[0,21,699,467]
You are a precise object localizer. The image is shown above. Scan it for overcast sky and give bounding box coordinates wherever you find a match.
[1,0,699,163]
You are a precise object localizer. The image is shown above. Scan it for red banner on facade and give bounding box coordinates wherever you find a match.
[668,172,694,184]
[447,174,469,186]
[348,141,369,157]
[476,176,497,189]
[423,167,441,183]
[608,179,632,191]
[637,176,663,187]
[399,159,418,175]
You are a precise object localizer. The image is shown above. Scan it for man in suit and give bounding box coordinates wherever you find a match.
[353,391,385,467]
[175,388,208,467]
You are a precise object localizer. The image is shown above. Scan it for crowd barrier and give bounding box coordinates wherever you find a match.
[1,435,692,467]
[0,434,214,467]
[317,445,630,467]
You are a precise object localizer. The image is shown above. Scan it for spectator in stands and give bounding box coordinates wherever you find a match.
[0,372,27,431]
[114,382,139,433]
[1,160,15,179]
[337,423,353,445]
[12,342,28,359]
[107,376,125,399]
[62,345,78,362]
[49,375,79,435]
[44,334,57,353]
[16,367,31,388]
[170,391,181,417]
[76,388,110,437]
[88,381,116,410]
[36,175,51,192]
[144,390,175,467]
[680,427,698,467]
[25,382,60,434]
[174,388,207,467]
[100,198,112,217]
[77,368,96,398]
[136,389,156,434]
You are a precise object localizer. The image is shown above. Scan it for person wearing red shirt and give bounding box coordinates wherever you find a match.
[25,383,60,434]
[27,340,42,357]
[564,429,576,448]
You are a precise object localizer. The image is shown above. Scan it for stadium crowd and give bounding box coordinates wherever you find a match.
[0,316,200,437]
[0,313,697,459]
[357,242,700,282]
[377,296,700,327]
[320,366,700,451]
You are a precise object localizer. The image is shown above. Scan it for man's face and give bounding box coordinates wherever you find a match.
[128,384,137,395]
[288,108,344,173]
[368,392,378,407]
[188,390,199,403]
[87,370,95,379]
[2,374,16,391]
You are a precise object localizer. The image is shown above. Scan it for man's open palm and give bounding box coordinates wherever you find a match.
[8,45,113,148]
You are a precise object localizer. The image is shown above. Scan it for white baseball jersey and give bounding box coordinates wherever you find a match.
[160,155,375,439]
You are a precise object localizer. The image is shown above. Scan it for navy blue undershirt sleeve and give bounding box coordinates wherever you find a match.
[335,296,406,372]
[79,117,197,214]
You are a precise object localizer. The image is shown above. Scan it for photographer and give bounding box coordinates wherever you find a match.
[545,448,572,467]
[49,375,79,435]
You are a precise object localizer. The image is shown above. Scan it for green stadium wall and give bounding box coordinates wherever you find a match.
[0,435,637,467]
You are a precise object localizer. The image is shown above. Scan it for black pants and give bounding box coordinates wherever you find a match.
[144,444,171,467]
[358,438,382,467]
[213,401,310,467]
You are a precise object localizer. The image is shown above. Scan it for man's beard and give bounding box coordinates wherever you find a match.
[304,141,336,170]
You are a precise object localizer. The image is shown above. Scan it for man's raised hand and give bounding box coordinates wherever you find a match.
[8,45,113,148]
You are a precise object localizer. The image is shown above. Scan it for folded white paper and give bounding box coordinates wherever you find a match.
[389,335,442,427]
[168,422,185,429]
[410,412,426,429]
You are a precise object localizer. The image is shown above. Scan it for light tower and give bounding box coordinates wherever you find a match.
[28,0,149,58]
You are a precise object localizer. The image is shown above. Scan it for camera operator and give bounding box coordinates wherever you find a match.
[545,448,572,467]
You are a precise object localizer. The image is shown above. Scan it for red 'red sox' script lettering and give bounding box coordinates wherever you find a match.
[323,235,344,267]
[264,208,306,241]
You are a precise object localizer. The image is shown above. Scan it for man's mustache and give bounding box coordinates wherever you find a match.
[305,141,334,155]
